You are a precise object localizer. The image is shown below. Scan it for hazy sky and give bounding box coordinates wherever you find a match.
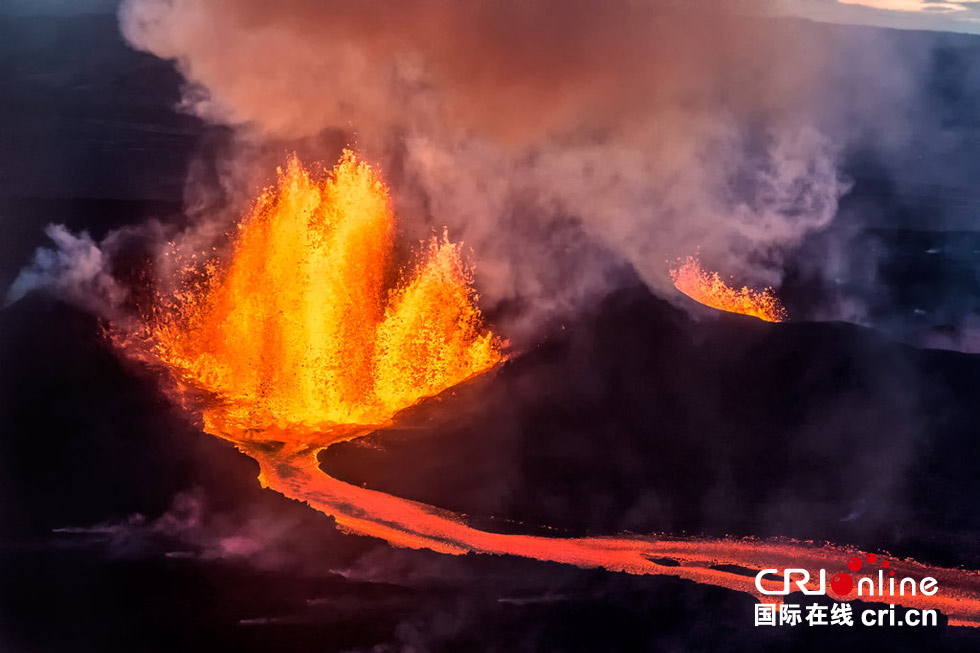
[776,0,980,32]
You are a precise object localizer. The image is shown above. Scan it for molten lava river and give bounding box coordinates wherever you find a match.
[121,151,980,627]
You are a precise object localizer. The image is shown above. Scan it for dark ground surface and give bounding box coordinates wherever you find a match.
[4,290,980,651]
[4,9,980,653]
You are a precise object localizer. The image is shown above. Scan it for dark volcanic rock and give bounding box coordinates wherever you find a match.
[322,283,980,568]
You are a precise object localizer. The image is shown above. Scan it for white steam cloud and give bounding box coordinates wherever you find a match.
[7,224,124,310]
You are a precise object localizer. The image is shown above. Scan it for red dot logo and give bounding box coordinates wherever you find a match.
[847,556,862,572]
[831,572,854,595]
[866,553,877,564]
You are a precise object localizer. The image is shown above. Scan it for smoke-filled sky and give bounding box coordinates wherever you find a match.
[111,2,838,322]
[106,0,949,334]
[9,0,980,33]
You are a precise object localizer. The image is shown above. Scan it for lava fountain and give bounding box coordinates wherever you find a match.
[122,152,980,628]
[149,150,501,437]
[670,255,787,322]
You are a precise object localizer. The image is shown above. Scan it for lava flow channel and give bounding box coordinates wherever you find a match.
[131,151,980,627]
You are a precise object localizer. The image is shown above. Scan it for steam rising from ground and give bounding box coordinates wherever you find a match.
[6,224,125,310]
[117,0,863,333]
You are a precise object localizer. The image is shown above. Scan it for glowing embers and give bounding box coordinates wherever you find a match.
[670,255,787,323]
[151,150,501,432]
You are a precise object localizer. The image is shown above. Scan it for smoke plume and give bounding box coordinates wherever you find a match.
[7,224,124,311]
[113,0,892,335]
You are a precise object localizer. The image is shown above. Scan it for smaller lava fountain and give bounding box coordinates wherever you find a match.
[670,255,787,322]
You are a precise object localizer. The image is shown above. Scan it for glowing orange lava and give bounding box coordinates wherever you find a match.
[126,152,980,629]
[670,255,787,322]
[150,150,501,434]
[243,436,980,628]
